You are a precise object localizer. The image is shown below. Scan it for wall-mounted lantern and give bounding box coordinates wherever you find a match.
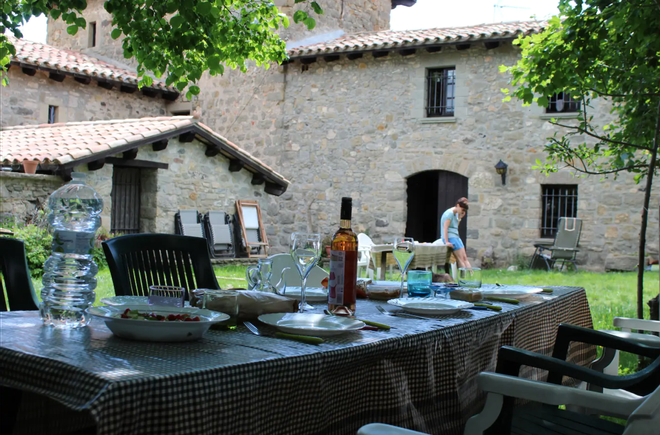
[495,160,508,185]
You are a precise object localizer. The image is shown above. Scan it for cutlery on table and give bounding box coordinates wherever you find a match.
[323,309,391,330]
[473,303,502,311]
[375,304,440,321]
[484,296,520,305]
[243,321,324,345]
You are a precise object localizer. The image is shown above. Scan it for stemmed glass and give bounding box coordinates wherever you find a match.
[290,232,322,312]
[393,237,415,298]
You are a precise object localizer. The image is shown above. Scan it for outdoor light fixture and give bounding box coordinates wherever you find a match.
[495,160,508,185]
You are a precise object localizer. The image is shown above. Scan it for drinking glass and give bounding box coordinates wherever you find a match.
[393,237,415,298]
[407,270,432,297]
[290,232,322,312]
[202,289,240,330]
[458,267,482,289]
[148,285,185,307]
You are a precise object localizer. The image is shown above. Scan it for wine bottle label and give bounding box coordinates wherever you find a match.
[328,250,358,306]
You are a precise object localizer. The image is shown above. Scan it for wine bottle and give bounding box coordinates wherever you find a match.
[328,197,358,315]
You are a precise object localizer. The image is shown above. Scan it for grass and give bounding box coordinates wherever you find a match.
[30,266,658,373]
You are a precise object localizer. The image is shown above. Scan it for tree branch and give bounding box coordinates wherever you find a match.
[549,120,649,150]
[588,88,660,98]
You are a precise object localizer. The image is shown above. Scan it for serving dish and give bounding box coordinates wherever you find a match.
[258,313,364,337]
[387,297,474,315]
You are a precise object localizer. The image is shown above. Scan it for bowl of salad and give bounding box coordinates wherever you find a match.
[89,305,229,342]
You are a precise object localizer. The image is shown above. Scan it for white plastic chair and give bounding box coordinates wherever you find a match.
[597,317,660,377]
[357,233,375,279]
[268,253,328,289]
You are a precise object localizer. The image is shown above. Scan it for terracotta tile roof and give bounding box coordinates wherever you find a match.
[7,36,176,93]
[288,20,547,57]
[0,117,290,192]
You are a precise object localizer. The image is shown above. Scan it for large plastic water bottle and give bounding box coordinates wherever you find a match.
[40,172,104,329]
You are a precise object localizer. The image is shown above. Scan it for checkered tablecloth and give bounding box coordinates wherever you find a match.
[0,286,594,435]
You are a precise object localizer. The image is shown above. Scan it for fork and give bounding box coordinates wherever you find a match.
[375,304,439,321]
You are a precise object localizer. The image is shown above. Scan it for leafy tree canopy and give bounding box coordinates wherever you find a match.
[501,0,660,183]
[1,0,322,97]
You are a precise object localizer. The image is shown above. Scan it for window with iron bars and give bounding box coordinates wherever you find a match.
[426,67,455,117]
[541,185,578,238]
[547,92,581,113]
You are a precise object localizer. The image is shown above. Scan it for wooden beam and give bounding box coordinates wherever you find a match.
[484,41,500,50]
[456,44,471,51]
[21,67,36,76]
[58,168,73,182]
[98,80,114,90]
[152,140,168,152]
[426,47,442,53]
[123,149,138,160]
[106,157,169,170]
[323,55,341,62]
[265,181,287,196]
[251,173,265,185]
[49,72,66,82]
[120,84,138,93]
[179,131,196,143]
[300,57,317,65]
[346,53,363,60]
[74,75,92,85]
[87,159,105,171]
[141,88,158,98]
[399,49,416,57]
[228,159,243,172]
[162,91,179,101]
[372,51,389,58]
[205,144,221,157]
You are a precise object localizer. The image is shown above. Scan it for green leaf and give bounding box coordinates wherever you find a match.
[311,2,323,14]
[303,17,315,30]
[196,1,212,16]
[170,14,184,29]
[50,9,62,20]
[67,25,79,36]
[293,10,307,23]
[111,28,122,40]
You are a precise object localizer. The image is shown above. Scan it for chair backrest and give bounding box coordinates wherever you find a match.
[178,209,199,224]
[207,211,227,226]
[202,211,234,257]
[0,238,39,311]
[624,384,660,434]
[102,234,220,298]
[358,233,375,248]
[552,217,583,259]
[269,253,328,288]
[235,200,269,258]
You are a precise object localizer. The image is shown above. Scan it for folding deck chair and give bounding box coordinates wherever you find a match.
[530,217,583,271]
[203,211,235,258]
[174,209,206,239]
[235,200,268,258]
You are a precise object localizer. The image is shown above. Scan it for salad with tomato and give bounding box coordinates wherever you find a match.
[117,308,201,322]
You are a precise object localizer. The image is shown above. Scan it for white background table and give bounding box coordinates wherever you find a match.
[371,243,453,280]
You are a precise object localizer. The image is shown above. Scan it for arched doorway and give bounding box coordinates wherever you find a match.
[405,170,468,244]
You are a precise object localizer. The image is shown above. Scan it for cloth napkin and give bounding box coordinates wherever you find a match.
[192,289,298,319]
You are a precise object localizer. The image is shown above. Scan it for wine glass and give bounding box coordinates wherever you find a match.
[393,237,415,298]
[290,232,322,312]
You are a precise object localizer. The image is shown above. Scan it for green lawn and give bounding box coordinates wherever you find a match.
[31,267,658,372]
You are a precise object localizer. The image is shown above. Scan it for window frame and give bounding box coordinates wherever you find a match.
[541,184,578,238]
[88,22,97,48]
[425,67,456,118]
[47,105,58,124]
[546,92,581,114]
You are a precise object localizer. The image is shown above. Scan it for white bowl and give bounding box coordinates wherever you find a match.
[89,305,229,342]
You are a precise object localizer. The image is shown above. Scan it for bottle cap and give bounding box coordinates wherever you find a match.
[340,197,352,220]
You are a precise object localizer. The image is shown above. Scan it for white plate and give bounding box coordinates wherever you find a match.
[258,313,364,337]
[387,297,474,315]
[100,296,191,307]
[281,287,328,302]
[89,305,229,342]
[481,288,543,300]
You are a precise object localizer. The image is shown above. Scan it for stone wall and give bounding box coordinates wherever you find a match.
[0,173,64,224]
[0,68,167,127]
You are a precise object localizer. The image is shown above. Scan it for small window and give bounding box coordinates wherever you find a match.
[47,105,58,124]
[547,92,580,113]
[541,185,578,238]
[426,67,455,117]
[88,22,97,48]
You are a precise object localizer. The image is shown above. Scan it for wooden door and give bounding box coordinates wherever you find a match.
[406,170,468,245]
[111,167,141,234]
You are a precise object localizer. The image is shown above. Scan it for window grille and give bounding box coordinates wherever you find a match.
[47,106,58,124]
[547,92,581,113]
[111,167,141,234]
[426,68,455,117]
[541,185,578,238]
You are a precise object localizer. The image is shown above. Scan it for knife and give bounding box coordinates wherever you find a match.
[243,321,324,345]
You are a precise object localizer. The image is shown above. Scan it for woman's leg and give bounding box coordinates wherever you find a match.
[454,247,472,269]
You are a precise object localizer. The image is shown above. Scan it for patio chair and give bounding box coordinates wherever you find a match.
[0,238,39,311]
[203,211,235,258]
[357,233,375,279]
[102,233,220,299]
[235,200,269,258]
[174,209,206,239]
[269,253,329,288]
[530,217,582,271]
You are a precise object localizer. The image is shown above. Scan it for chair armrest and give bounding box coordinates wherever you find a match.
[553,324,660,360]
[357,423,429,435]
[614,317,660,333]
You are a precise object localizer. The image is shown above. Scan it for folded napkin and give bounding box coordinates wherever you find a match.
[192,289,298,320]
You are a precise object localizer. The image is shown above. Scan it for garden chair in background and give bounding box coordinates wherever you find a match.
[0,238,39,311]
[529,217,583,271]
[235,200,268,258]
[357,233,375,279]
[203,211,235,258]
[174,209,206,239]
[102,233,220,299]
[269,253,328,288]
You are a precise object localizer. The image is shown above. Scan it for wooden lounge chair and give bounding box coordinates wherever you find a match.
[203,211,235,258]
[235,200,268,258]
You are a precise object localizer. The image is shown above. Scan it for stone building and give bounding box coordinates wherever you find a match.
[3,0,657,270]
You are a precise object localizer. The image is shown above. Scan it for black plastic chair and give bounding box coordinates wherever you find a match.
[0,237,39,311]
[102,234,220,299]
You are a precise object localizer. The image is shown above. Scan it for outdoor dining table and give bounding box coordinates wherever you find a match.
[0,286,595,435]
[371,243,452,280]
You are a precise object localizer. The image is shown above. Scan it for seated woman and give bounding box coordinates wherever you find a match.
[438,197,471,269]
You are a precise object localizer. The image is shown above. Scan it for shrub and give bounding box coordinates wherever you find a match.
[12,224,52,277]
